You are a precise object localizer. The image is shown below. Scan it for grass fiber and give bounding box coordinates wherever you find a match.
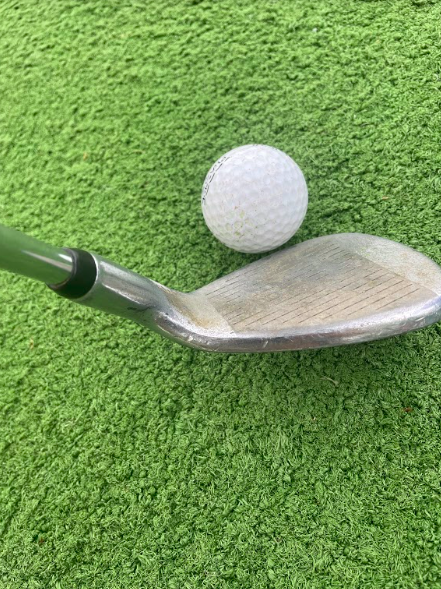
[1,0,441,587]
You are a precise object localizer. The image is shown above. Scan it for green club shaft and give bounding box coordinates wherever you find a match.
[0,224,73,285]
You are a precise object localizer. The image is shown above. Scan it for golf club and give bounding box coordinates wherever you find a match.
[1,223,441,352]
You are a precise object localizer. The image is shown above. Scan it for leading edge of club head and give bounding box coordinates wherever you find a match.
[75,233,441,353]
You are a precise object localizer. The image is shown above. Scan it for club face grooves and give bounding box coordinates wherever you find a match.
[184,233,441,351]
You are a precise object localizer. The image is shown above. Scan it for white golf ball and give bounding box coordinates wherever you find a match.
[201,144,308,254]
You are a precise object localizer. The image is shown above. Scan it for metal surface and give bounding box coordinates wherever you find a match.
[0,224,72,284]
[1,223,441,352]
[75,233,441,352]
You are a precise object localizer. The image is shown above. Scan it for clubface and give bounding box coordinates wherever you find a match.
[78,233,441,352]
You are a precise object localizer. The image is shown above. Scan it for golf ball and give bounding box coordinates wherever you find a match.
[201,144,308,253]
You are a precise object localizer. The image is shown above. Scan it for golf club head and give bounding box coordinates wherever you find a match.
[80,233,441,352]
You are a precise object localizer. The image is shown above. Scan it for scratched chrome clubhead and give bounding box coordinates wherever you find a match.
[147,233,441,352]
[2,223,441,353]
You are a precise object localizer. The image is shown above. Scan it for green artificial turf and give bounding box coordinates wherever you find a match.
[1,0,441,586]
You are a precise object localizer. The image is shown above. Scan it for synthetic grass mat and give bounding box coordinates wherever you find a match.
[1,0,441,587]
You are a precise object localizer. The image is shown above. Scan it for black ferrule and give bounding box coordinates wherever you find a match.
[48,248,97,299]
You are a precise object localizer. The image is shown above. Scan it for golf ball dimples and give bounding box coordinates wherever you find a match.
[202,144,308,253]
